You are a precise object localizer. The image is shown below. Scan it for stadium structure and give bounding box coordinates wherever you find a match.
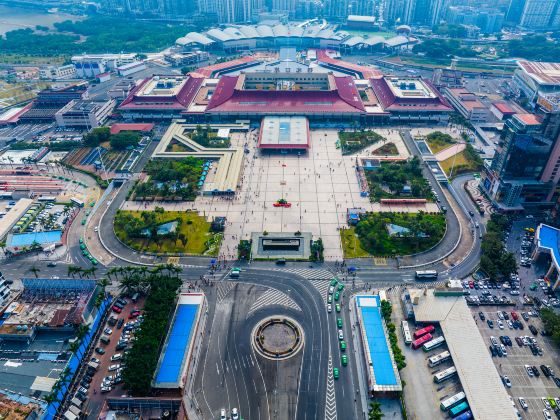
[119,48,451,124]
[175,23,418,53]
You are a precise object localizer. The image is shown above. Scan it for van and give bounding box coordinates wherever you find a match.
[87,361,99,371]
[100,335,111,345]
[131,293,139,303]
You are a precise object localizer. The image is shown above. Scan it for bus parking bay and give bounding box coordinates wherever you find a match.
[399,322,466,420]
[474,306,560,420]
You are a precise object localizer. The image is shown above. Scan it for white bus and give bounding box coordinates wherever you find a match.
[440,391,466,411]
[422,336,446,352]
[428,350,451,367]
[70,197,84,207]
[401,320,412,345]
[415,270,438,280]
[38,196,56,202]
[433,366,457,383]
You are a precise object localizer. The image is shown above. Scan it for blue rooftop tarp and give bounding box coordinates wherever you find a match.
[538,224,560,269]
[154,303,199,386]
[8,230,62,247]
[357,296,398,386]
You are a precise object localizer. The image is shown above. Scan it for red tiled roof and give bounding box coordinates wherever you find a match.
[316,49,382,79]
[119,76,204,110]
[0,102,33,125]
[206,75,366,114]
[110,123,154,134]
[197,56,257,77]
[492,102,515,114]
[370,77,453,112]
[515,113,542,125]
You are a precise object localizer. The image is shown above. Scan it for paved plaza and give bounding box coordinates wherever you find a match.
[122,128,439,261]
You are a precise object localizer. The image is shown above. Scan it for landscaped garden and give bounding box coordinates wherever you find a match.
[425,131,456,154]
[341,212,446,257]
[114,209,222,255]
[189,124,230,148]
[371,142,399,156]
[439,143,484,177]
[132,157,204,201]
[338,129,385,155]
[365,157,434,202]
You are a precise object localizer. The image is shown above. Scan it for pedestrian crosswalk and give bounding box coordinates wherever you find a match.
[216,282,235,304]
[275,267,334,280]
[325,354,337,420]
[247,288,301,316]
[309,280,331,305]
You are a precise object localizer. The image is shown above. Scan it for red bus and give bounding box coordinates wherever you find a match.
[411,333,432,350]
[413,325,435,339]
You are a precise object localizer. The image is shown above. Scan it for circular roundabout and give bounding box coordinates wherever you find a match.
[251,316,304,360]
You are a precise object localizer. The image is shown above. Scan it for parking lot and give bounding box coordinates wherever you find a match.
[69,296,145,416]
[474,304,560,420]
[399,323,462,420]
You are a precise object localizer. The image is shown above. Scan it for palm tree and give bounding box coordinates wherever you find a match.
[368,401,384,420]
[89,266,98,278]
[28,266,40,278]
[67,265,80,278]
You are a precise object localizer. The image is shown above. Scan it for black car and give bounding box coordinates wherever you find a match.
[275,258,286,265]
[116,298,128,306]
[530,345,539,356]
[116,342,127,351]
[82,375,92,383]
[479,312,486,321]
[502,311,509,320]
[532,366,540,377]
[529,325,538,335]
[75,392,87,402]
[117,318,124,329]
[541,365,551,377]
[554,377,560,388]
[500,336,507,345]
[487,320,494,328]
[80,380,90,389]
[489,345,497,357]
[95,347,105,355]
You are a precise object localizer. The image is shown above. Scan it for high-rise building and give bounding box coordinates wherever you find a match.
[272,0,297,18]
[429,0,448,26]
[384,0,407,25]
[102,0,198,18]
[505,0,526,25]
[519,0,556,30]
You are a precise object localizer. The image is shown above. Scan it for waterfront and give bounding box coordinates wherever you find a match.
[0,5,83,35]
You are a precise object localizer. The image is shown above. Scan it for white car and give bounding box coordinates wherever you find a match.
[338,330,344,340]
[220,409,226,420]
[104,328,113,335]
[94,226,99,232]
[507,321,514,329]
[108,364,121,371]
[231,408,239,420]
[542,398,551,410]
[329,286,334,294]
[525,365,534,376]
[502,375,512,387]
[518,397,528,410]
[111,353,122,361]
[543,409,552,420]
[500,344,507,356]
[498,320,504,329]
[497,311,505,320]
[327,304,332,313]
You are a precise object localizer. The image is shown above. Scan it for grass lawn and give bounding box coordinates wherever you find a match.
[439,150,480,176]
[340,228,371,258]
[114,210,222,256]
[426,138,454,154]
[372,142,399,155]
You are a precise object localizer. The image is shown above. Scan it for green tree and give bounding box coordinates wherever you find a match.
[368,400,384,420]
[83,126,110,147]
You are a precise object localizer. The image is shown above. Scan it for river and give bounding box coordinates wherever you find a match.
[0,5,84,36]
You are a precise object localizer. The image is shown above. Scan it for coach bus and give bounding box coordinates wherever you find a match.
[428,350,451,367]
[440,392,466,411]
[433,366,457,383]
[452,410,472,420]
[423,336,446,352]
[401,321,412,345]
[448,401,469,418]
[415,270,438,280]
[413,324,435,339]
[70,197,84,207]
[411,333,432,350]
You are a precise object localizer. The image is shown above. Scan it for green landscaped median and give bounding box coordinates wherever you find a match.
[114,209,222,256]
[342,212,446,257]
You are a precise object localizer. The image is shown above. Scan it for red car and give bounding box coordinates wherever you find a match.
[511,311,519,321]
[273,202,292,208]
[468,281,474,289]
[129,310,141,319]
[112,306,122,314]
